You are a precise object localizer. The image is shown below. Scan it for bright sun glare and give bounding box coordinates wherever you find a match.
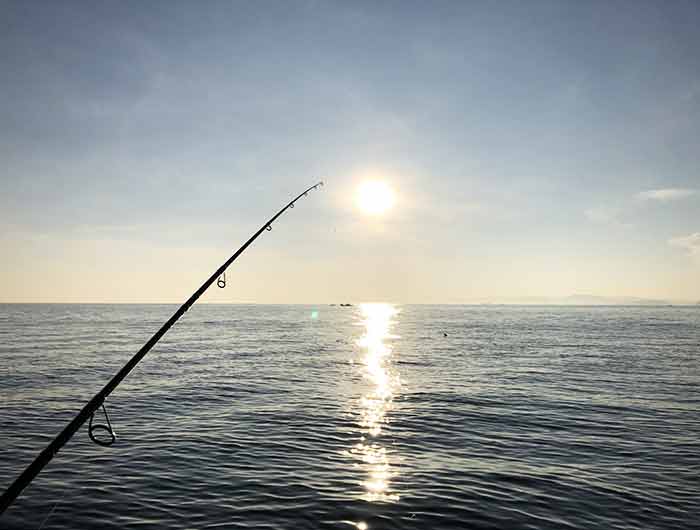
[357,180,395,216]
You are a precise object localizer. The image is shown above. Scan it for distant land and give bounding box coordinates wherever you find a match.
[484,294,696,306]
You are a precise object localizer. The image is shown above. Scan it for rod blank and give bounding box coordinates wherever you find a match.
[0,181,324,515]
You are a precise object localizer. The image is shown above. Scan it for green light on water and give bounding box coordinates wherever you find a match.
[311,310,319,319]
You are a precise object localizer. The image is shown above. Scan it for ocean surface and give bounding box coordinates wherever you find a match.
[1,304,698,529]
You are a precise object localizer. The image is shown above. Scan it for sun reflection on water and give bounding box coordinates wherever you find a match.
[346,303,400,503]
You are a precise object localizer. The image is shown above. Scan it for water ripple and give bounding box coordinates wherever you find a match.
[1,304,699,529]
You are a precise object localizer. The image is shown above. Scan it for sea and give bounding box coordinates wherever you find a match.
[1,304,698,529]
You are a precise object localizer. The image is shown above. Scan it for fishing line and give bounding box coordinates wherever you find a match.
[37,487,67,530]
[0,181,324,515]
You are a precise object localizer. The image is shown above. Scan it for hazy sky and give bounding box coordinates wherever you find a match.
[1,1,699,303]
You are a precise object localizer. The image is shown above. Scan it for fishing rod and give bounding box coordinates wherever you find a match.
[0,181,324,515]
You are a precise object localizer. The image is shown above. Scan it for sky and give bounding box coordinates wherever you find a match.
[1,0,699,303]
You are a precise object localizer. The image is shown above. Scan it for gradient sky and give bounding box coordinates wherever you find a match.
[1,1,699,303]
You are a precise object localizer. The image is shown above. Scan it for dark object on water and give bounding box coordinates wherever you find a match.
[0,181,324,515]
[340,303,353,307]
[443,332,448,337]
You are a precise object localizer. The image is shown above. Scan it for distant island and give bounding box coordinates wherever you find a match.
[486,294,694,306]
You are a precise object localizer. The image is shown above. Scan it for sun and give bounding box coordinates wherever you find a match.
[357,180,395,215]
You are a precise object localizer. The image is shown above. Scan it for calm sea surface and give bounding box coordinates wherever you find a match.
[1,304,698,529]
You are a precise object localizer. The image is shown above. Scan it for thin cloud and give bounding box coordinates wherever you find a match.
[584,206,632,227]
[669,232,700,261]
[584,206,617,223]
[637,188,697,201]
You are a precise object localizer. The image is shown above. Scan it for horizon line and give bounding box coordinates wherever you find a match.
[0,301,697,306]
